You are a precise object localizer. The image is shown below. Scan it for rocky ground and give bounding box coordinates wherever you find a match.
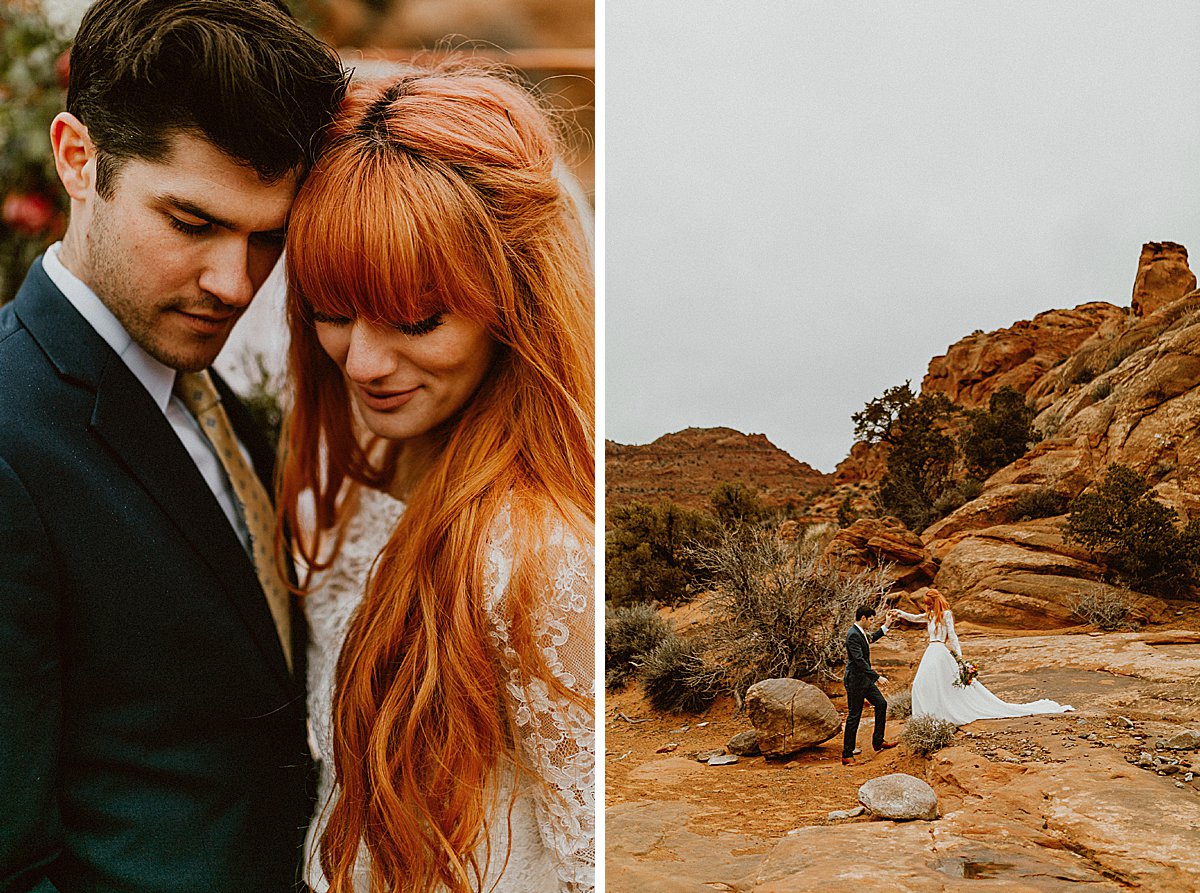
[606,624,1200,892]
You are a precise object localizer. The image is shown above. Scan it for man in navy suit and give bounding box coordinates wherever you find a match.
[842,605,898,765]
[0,2,345,889]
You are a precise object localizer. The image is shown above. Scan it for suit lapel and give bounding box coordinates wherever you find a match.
[15,261,295,692]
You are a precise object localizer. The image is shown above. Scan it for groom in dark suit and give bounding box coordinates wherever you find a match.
[842,605,898,765]
[0,2,345,890]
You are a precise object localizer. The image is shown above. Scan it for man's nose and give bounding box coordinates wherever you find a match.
[197,237,255,308]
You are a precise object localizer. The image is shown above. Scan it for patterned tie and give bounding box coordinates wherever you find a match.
[175,370,292,672]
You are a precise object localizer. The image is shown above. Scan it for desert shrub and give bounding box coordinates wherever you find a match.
[854,382,962,533]
[800,520,839,554]
[932,477,983,519]
[695,526,891,703]
[640,636,721,713]
[1105,340,1143,372]
[887,689,913,720]
[960,386,1039,479]
[902,714,957,756]
[1091,379,1113,401]
[1069,364,1097,385]
[1069,586,1137,631]
[1009,487,1069,522]
[710,481,766,528]
[836,495,859,528]
[1065,465,1200,595]
[605,603,673,691]
[606,500,717,607]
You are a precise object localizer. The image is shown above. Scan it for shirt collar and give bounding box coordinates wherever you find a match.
[43,242,177,412]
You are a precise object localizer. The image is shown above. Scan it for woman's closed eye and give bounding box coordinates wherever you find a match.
[393,312,445,336]
[311,310,352,326]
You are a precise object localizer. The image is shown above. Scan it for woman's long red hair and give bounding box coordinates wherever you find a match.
[923,588,952,633]
[277,62,594,892]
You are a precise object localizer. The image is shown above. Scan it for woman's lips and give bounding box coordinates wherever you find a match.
[357,385,419,411]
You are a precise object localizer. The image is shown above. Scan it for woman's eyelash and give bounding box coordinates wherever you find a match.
[309,311,445,335]
[393,313,445,336]
[311,311,352,325]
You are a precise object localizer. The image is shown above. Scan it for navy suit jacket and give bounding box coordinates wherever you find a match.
[843,623,884,689]
[0,260,311,892]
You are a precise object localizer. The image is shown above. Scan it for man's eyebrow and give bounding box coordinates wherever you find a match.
[158,194,286,235]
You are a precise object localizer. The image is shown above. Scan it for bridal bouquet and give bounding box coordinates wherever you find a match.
[953,657,979,688]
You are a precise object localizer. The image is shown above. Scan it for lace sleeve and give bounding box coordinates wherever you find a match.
[944,611,962,658]
[895,610,926,623]
[486,510,595,893]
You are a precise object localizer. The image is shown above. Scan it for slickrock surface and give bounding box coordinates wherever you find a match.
[607,629,1200,892]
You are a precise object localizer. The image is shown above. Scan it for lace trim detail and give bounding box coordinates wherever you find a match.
[484,504,596,893]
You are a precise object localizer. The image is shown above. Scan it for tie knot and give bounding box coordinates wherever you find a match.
[175,370,222,416]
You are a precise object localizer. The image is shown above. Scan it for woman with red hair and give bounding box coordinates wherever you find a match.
[278,63,594,893]
[892,588,1072,726]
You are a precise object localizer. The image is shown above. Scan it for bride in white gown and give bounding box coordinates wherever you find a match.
[277,64,594,893]
[892,588,1072,726]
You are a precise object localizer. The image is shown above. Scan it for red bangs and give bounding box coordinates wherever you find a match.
[285,144,500,327]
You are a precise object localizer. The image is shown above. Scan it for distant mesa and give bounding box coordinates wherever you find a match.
[605,426,831,517]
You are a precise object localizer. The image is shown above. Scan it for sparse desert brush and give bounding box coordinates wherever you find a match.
[640,636,721,714]
[902,714,957,756]
[694,526,891,704]
[1069,586,1137,631]
[1010,487,1069,522]
[887,689,913,720]
[605,603,673,691]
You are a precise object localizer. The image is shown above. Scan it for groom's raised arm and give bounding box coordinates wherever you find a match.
[0,456,66,892]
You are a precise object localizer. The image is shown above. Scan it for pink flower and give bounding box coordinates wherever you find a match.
[2,191,58,235]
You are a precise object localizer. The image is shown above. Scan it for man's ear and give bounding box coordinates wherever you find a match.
[51,112,96,201]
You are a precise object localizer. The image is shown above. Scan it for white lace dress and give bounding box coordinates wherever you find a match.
[896,609,1073,726]
[303,487,595,892]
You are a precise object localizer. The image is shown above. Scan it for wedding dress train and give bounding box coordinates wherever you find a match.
[896,609,1073,726]
[303,487,595,892]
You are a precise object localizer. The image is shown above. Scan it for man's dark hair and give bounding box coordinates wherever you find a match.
[67,0,348,196]
[854,606,876,621]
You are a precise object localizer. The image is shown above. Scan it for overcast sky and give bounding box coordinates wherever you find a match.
[605,1,1200,472]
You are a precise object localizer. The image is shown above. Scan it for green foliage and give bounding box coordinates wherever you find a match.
[1010,487,1069,522]
[640,636,721,714]
[0,5,71,302]
[239,354,284,453]
[853,382,962,532]
[931,477,983,519]
[604,603,673,692]
[836,495,859,528]
[695,526,891,703]
[960,386,1038,479]
[605,500,716,607]
[902,714,957,756]
[709,481,765,528]
[1064,465,1200,595]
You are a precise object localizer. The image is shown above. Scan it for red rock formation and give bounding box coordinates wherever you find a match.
[1132,241,1196,317]
[821,516,938,592]
[605,427,832,516]
[922,303,1127,410]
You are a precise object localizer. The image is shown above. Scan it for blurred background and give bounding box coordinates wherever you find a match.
[0,0,594,303]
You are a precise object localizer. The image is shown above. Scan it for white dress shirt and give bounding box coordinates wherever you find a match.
[43,243,252,554]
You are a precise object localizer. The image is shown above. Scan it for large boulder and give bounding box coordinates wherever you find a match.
[822,516,938,591]
[745,678,841,757]
[857,773,939,821]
